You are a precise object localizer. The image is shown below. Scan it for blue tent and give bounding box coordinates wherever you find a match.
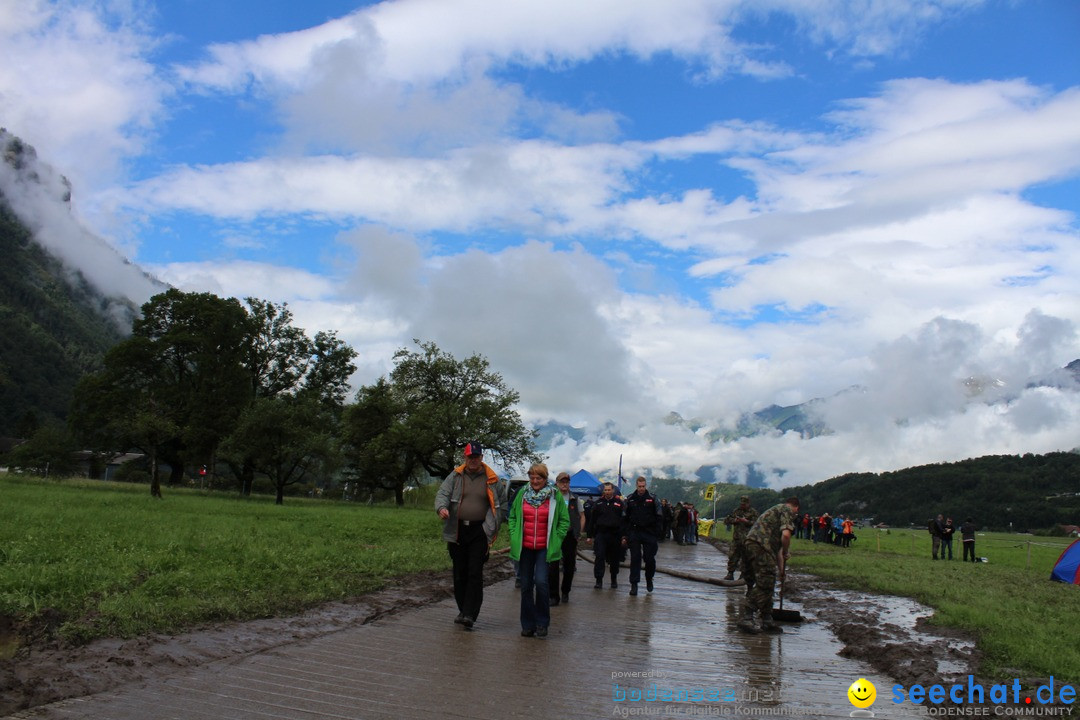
[1050,539,1080,585]
[568,469,605,496]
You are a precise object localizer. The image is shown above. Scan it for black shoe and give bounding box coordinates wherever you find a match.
[646,578,654,593]
[550,596,560,606]
[723,572,735,581]
[561,593,569,603]
[515,578,522,588]
[610,581,618,589]
[461,616,474,629]
[454,613,465,624]
[521,628,535,637]
[536,627,548,638]
[594,579,603,589]
[629,584,638,596]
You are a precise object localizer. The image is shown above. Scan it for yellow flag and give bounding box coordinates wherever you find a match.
[703,484,715,500]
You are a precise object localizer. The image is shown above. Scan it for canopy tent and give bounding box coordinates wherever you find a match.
[568,469,605,496]
[1050,539,1080,585]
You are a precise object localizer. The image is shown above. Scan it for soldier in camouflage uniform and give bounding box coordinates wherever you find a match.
[738,497,799,635]
[723,495,758,581]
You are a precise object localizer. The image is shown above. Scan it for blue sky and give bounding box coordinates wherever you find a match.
[2,0,1079,485]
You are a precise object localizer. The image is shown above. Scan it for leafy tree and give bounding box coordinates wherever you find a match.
[71,290,250,496]
[222,396,336,505]
[341,340,539,505]
[4,423,78,477]
[226,299,357,495]
[72,291,357,499]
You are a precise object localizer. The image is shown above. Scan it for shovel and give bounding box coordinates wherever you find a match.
[772,570,803,623]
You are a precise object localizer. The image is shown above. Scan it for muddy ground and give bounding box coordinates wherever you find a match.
[0,560,516,715]
[0,546,986,716]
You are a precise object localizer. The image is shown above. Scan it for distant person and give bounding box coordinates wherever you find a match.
[587,482,625,588]
[508,463,569,638]
[841,515,854,548]
[832,513,843,546]
[434,441,501,630]
[801,513,811,541]
[661,498,674,541]
[674,502,689,545]
[724,495,758,581]
[930,514,945,560]
[942,517,956,560]
[738,496,799,634]
[960,517,977,562]
[688,503,700,544]
[817,513,830,544]
[622,476,662,596]
[548,472,585,605]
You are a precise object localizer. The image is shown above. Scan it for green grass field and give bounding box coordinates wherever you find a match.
[5,474,1078,686]
[712,522,1080,682]
[0,474,450,649]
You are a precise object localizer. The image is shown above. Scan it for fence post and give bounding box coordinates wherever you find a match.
[876,530,881,552]
[1027,541,1031,570]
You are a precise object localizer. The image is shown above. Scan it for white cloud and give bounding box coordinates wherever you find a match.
[0,0,166,191]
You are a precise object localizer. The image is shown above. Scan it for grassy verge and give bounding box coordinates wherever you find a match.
[0,474,452,647]
[712,524,1080,682]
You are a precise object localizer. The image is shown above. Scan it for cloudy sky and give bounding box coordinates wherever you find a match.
[2,0,1079,487]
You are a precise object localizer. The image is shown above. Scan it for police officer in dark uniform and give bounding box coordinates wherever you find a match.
[586,482,624,589]
[622,476,662,596]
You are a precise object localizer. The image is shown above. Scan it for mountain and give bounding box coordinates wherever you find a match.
[0,130,165,435]
[693,451,1080,532]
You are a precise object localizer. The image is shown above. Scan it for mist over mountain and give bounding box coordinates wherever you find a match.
[537,362,1080,488]
[0,130,166,434]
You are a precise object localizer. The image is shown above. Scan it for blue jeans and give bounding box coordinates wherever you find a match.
[519,547,550,631]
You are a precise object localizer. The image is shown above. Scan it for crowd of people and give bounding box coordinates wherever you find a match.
[434,442,802,639]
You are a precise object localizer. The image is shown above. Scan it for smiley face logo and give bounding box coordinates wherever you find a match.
[847,678,876,709]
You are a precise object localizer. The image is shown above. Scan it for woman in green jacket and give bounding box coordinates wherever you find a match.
[509,463,570,638]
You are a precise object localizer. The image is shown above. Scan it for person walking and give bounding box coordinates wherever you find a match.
[723,495,758,581]
[508,463,570,638]
[548,472,584,605]
[586,482,625,589]
[841,516,854,548]
[738,496,799,635]
[622,476,662,596]
[661,498,674,541]
[434,441,501,630]
[674,502,689,545]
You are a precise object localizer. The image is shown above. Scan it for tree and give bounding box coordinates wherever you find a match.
[71,290,251,496]
[341,378,422,504]
[72,291,357,499]
[4,423,78,477]
[226,299,357,495]
[222,396,336,505]
[341,340,539,505]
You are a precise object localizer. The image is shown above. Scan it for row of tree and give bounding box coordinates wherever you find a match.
[9,289,540,504]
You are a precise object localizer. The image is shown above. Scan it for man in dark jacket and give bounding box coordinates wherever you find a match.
[622,476,662,596]
[960,518,977,562]
[930,514,945,559]
[548,472,585,604]
[587,482,624,589]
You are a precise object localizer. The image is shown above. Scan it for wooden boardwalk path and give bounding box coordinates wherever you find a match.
[7,543,924,719]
